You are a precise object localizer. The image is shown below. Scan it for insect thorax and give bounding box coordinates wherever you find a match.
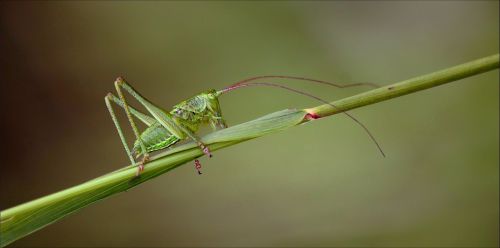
[170,89,226,128]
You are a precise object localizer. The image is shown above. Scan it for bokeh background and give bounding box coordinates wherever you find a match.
[1,1,498,247]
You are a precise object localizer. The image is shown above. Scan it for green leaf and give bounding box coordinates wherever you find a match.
[0,109,307,247]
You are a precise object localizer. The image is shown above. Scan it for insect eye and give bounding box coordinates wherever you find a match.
[176,109,183,115]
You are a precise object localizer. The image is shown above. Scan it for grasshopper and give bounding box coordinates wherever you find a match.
[105,76,383,176]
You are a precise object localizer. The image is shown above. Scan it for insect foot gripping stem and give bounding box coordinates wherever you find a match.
[136,154,150,176]
[198,142,212,158]
[194,159,202,175]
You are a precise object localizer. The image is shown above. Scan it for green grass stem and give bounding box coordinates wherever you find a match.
[306,54,499,117]
[1,54,498,247]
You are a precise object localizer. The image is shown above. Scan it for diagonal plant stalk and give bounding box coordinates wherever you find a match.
[1,54,498,247]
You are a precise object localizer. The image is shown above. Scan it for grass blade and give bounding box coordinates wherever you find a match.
[1,54,498,247]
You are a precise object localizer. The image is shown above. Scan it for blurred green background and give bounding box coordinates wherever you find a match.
[0,1,498,247]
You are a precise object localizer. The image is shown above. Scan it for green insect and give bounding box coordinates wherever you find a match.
[105,76,384,175]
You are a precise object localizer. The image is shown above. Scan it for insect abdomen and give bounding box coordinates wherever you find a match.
[133,122,180,156]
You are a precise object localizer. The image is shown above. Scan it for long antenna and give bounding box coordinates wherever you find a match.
[231,75,380,89]
[217,82,385,157]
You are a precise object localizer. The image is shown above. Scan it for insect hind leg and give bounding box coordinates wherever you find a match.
[104,94,136,167]
[114,77,214,160]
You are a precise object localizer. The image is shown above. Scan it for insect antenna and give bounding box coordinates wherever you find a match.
[217,82,385,157]
[231,75,380,89]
